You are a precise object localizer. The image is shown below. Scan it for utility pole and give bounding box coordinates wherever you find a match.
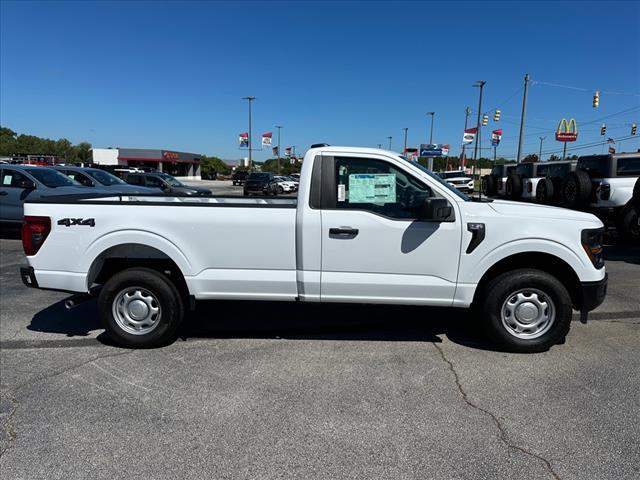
[472,81,486,185]
[402,128,408,156]
[538,136,545,161]
[461,107,471,170]
[276,125,282,174]
[516,73,530,163]
[377,144,382,149]
[387,136,392,150]
[426,112,435,170]
[242,96,255,169]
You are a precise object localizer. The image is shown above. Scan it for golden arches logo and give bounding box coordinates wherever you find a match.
[556,118,578,142]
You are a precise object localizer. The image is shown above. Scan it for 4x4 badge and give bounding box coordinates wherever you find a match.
[57,218,95,227]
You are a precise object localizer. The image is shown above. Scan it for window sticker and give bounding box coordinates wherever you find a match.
[337,183,346,202]
[3,175,12,185]
[348,173,396,203]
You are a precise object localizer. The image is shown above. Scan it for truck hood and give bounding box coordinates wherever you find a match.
[488,199,601,223]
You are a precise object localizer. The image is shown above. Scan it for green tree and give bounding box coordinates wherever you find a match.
[201,156,231,178]
[260,158,302,175]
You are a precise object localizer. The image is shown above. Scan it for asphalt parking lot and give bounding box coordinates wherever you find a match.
[1,185,639,480]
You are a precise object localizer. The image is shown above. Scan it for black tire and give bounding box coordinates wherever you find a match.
[536,178,554,204]
[481,269,572,353]
[618,203,640,246]
[277,185,284,194]
[98,267,184,348]
[550,177,564,205]
[562,170,592,208]
[482,175,496,196]
[243,189,248,196]
[505,174,523,199]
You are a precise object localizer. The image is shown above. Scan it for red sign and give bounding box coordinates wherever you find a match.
[163,151,179,160]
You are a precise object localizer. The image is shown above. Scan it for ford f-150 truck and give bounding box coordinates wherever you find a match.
[20,146,608,352]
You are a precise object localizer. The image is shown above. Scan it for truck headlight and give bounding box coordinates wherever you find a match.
[599,183,611,201]
[581,228,604,269]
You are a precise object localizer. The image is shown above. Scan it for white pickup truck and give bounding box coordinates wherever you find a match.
[20,146,608,352]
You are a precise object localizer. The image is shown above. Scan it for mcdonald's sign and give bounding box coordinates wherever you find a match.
[556,118,578,142]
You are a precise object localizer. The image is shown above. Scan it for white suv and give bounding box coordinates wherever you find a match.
[437,170,474,193]
[562,153,640,242]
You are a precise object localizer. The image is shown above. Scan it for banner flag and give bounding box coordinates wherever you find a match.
[608,146,616,154]
[272,146,279,156]
[285,147,292,157]
[261,132,272,147]
[463,127,477,144]
[239,132,249,147]
[441,144,450,155]
[491,129,503,146]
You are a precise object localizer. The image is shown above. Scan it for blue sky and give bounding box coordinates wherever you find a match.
[1,0,639,160]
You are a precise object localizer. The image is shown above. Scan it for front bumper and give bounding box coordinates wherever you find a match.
[579,273,608,320]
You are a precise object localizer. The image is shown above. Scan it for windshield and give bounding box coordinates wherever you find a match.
[28,168,78,188]
[400,157,470,201]
[158,173,184,187]
[86,169,126,186]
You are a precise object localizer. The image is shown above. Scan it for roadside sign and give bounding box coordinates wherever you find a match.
[556,118,578,142]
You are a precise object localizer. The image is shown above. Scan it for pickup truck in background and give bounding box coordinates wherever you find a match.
[20,146,607,352]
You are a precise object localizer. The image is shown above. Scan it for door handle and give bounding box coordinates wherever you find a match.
[329,227,359,238]
[0,191,7,196]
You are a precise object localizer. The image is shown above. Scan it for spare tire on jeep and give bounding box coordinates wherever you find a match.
[536,178,554,204]
[482,175,497,196]
[562,170,592,208]
[505,174,523,199]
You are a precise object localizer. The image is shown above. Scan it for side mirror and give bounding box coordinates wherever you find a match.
[419,198,453,221]
[159,183,169,190]
[18,179,36,190]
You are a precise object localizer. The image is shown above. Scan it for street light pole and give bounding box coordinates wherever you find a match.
[538,136,545,161]
[387,136,392,150]
[242,96,255,169]
[402,128,408,156]
[426,112,435,170]
[276,125,282,174]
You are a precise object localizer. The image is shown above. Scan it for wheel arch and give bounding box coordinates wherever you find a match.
[472,252,583,310]
[87,243,190,300]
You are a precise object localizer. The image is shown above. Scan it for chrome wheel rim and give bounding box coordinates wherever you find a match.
[112,287,161,335]
[501,288,555,340]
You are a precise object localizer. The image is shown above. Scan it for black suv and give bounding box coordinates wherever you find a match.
[232,170,249,186]
[126,172,211,196]
[243,172,278,196]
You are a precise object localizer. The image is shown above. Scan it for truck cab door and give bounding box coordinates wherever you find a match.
[319,154,463,305]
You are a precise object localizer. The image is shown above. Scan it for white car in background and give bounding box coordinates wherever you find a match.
[274,176,298,194]
[437,170,474,193]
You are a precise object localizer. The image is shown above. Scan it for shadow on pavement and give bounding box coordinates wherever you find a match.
[26,297,498,351]
[28,298,101,337]
[604,244,640,265]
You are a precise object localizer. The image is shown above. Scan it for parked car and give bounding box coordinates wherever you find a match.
[243,172,279,196]
[126,172,211,196]
[482,164,516,197]
[274,175,298,194]
[436,170,474,193]
[52,166,157,194]
[232,171,249,186]
[0,164,108,225]
[534,161,577,205]
[21,145,607,352]
[562,153,640,242]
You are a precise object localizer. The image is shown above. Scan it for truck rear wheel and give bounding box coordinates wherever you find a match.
[98,267,184,348]
[481,269,572,353]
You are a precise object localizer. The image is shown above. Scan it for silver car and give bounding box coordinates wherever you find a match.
[0,165,109,225]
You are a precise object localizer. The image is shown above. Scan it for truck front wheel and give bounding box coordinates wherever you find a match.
[481,269,572,353]
[98,267,184,348]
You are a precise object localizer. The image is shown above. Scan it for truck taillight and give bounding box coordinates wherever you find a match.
[21,216,51,256]
[599,183,611,200]
[527,181,532,193]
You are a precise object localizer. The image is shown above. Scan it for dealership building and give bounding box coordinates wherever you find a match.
[92,148,202,180]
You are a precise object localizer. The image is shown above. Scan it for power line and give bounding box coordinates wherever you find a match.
[533,80,640,97]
